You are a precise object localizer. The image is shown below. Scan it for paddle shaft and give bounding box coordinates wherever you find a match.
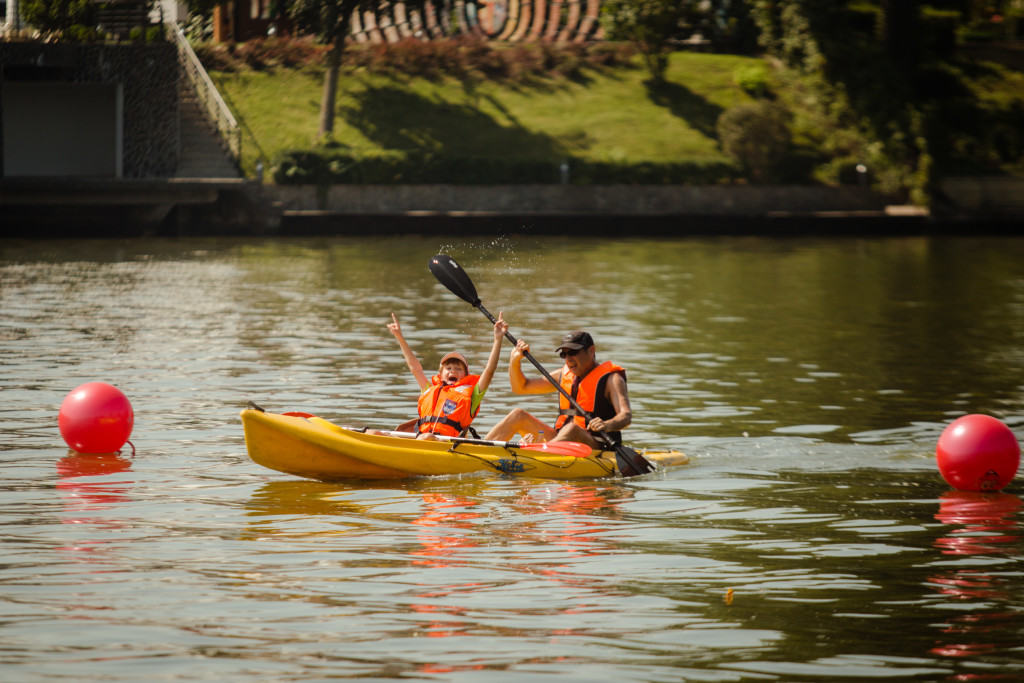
[373,429,521,448]
[372,429,591,454]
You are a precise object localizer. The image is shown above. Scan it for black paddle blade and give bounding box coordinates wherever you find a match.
[614,444,656,477]
[429,254,480,307]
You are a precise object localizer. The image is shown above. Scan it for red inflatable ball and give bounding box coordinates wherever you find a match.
[58,382,134,454]
[936,414,1020,492]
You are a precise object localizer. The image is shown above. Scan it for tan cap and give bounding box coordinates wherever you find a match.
[439,351,469,372]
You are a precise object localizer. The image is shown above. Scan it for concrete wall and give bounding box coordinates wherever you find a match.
[3,82,121,176]
[941,176,1024,218]
[0,42,179,178]
[268,184,891,216]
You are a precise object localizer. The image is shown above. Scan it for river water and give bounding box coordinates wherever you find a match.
[2,235,1022,681]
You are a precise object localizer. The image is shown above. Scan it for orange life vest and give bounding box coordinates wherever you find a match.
[554,361,626,443]
[416,374,480,437]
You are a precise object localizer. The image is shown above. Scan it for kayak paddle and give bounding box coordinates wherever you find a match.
[372,429,594,457]
[428,254,655,477]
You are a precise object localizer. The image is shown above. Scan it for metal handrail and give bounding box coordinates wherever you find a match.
[172,24,241,165]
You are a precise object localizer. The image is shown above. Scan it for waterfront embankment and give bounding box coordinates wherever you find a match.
[5,175,1024,237]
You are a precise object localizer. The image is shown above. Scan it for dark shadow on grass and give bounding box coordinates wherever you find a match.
[644,79,725,140]
[564,69,595,87]
[339,85,573,160]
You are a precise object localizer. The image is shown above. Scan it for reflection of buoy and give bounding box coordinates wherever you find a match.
[58,382,134,454]
[936,415,1020,492]
[934,490,1022,556]
[56,451,134,478]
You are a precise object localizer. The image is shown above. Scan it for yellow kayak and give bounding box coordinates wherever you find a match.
[239,409,688,481]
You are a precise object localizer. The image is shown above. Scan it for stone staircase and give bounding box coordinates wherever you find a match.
[175,83,240,179]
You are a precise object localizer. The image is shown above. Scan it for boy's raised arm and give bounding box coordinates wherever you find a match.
[388,313,430,391]
[476,311,508,394]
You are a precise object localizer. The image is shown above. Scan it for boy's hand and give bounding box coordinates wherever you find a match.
[387,312,402,338]
[494,311,508,340]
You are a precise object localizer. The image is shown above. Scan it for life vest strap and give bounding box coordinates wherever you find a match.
[417,415,467,433]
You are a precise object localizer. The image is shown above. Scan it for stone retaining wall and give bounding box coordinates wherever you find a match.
[940,177,1024,218]
[268,184,891,216]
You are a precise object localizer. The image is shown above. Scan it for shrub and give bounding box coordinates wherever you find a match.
[65,23,101,42]
[716,101,792,183]
[733,64,770,97]
[198,36,637,82]
[271,149,738,186]
[197,37,327,72]
[21,0,94,37]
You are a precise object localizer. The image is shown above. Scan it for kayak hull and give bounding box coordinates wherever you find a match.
[239,409,688,481]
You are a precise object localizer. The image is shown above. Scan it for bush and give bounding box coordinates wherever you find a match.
[197,37,328,72]
[198,36,636,81]
[128,25,164,43]
[21,0,94,37]
[271,149,738,186]
[65,23,101,42]
[716,102,792,183]
[733,64,770,97]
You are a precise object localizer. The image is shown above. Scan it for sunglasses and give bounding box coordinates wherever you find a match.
[558,348,581,359]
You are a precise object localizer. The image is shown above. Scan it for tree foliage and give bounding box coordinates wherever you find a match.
[748,1,940,201]
[600,0,690,83]
[241,0,423,139]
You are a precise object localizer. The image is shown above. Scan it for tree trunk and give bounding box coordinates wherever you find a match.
[880,0,919,68]
[318,34,345,140]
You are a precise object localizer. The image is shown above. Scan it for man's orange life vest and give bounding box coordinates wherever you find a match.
[554,361,626,444]
[417,374,481,437]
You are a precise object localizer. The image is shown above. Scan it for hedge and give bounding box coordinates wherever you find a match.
[271,149,739,185]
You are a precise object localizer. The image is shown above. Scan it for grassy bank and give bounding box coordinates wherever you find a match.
[209,41,1024,191]
[212,49,760,179]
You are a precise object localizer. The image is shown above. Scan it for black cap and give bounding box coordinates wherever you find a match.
[555,330,594,352]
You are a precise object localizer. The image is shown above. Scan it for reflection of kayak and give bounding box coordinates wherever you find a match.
[239,409,688,481]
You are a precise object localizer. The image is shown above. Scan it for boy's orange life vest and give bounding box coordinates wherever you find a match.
[554,361,626,443]
[417,374,481,437]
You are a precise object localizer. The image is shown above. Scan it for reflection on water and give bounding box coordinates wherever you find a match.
[928,491,1023,667]
[933,491,1022,556]
[412,493,482,569]
[2,235,1024,680]
[55,456,135,573]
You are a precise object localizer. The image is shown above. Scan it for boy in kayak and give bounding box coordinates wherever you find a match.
[386,311,508,440]
[484,329,631,448]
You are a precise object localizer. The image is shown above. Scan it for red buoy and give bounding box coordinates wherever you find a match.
[936,414,1019,492]
[58,382,134,454]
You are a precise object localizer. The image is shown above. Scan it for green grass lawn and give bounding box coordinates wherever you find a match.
[212,44,1024,184]
[213,52,763,178]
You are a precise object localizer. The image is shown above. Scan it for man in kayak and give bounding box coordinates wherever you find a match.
[485,330,632,448]
[386,312,508,440]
